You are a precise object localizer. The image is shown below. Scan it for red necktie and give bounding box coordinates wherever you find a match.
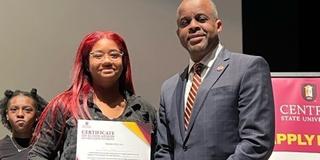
[184,63,203,130]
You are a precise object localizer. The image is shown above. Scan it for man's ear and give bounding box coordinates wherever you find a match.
[216,19,223,32]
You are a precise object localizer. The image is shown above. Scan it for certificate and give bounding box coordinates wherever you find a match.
[76,120,152,160]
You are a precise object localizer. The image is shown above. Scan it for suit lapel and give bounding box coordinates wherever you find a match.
[184,48,230,138]
[173,66,189,140]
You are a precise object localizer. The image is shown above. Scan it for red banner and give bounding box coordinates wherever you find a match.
[272,77,320,154]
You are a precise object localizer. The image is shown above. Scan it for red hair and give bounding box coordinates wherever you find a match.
[33,31,135,141]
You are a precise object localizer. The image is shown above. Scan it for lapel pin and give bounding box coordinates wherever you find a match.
[216,65,224,72]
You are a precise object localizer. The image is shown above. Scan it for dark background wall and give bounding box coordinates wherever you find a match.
[243,0,307,72]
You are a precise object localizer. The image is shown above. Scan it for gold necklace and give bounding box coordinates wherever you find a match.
[9,136,30,152]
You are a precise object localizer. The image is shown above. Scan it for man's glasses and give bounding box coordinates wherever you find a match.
[89,50,124,61]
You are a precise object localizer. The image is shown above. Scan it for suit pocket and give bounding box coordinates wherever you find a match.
[207,86,238,118]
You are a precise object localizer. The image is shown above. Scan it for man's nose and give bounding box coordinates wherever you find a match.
[188,19,200,33]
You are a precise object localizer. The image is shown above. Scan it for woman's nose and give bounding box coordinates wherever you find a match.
[16,109,24,118]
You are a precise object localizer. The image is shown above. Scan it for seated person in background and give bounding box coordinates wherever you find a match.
[0,88,47,160]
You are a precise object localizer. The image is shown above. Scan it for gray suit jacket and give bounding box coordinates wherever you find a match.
[155,48,275,160]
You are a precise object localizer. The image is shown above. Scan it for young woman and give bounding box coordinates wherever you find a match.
[0,89,47,160]
[29,31,157,160]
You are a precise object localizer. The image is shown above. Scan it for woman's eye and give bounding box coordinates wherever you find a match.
[9,108,17,112]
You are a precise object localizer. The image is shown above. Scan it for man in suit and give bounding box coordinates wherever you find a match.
[154,0,275,160]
